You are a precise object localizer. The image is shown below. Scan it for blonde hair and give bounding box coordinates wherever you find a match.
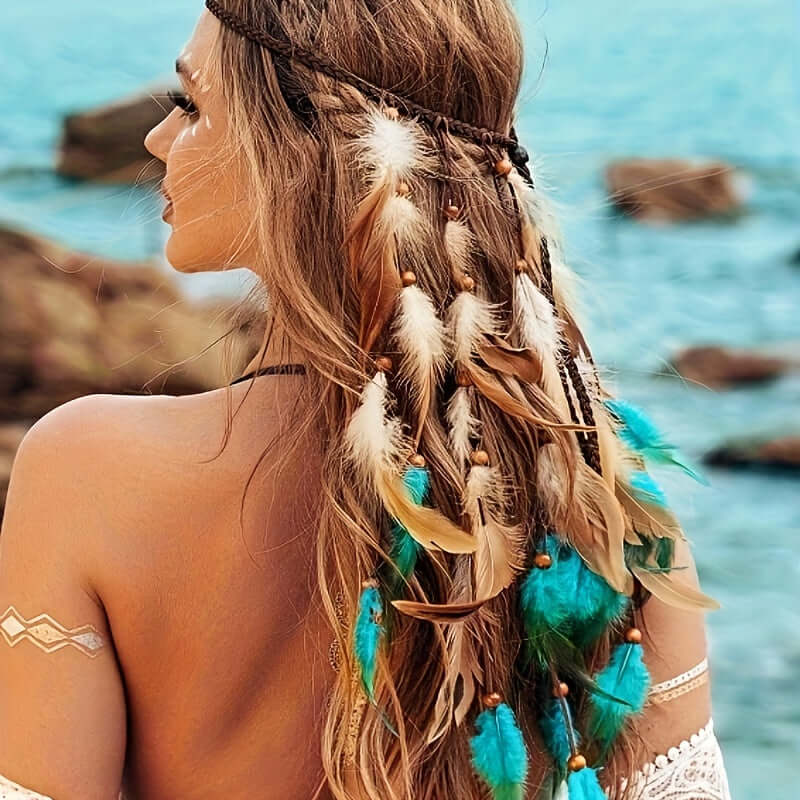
[196,1,669,797]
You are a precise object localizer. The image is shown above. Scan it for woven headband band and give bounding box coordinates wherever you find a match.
[204,0,532,179]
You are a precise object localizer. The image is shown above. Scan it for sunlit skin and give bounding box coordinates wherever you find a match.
[145,9,301,374]
[145,11,260,277]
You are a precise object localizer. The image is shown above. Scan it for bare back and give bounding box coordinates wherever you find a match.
[101,374,333,799]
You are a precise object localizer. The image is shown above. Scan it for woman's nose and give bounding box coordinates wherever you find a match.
[144,114,172,164]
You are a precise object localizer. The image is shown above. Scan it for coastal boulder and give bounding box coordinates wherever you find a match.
[705,436,800,473]
[605,158,744,222]
[56,83,178,183]
[0,223,262,422]
[669,345,796,388]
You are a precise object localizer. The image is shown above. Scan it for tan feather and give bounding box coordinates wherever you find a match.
[466,465,525,601]
[632,567,720,611]
[616,478,684,540]
[379,472,475,554]
[391,596,487,622]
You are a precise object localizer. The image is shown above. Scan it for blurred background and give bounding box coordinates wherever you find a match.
[1,0,798,795]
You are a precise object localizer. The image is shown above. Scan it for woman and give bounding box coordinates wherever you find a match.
[0,1,731,798]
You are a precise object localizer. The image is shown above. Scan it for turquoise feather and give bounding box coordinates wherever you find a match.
[588,642,650,751]
[539,698,578,770]
[567,765,606,800]
[469,702,529,800]
[354,584,383,701]
[520,535,628,650]
[604,398,708,485]
[629,470,668,508]
[388,465,429,583]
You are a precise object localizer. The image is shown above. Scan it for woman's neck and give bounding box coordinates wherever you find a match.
[241,321,306,376]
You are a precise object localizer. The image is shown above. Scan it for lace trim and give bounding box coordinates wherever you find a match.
[620,718,732,799]
[0,773,53,800]
[649,658,708,695]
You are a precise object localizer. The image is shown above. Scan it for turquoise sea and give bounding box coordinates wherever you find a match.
[2,1,799,795]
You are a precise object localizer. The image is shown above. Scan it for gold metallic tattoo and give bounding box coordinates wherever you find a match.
[0,605,105,658]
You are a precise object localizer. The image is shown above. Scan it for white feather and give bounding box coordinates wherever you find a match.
[394,284,447,386]
[380,194,423,243]
[444,219,476,276]
[356,108,431,179]
[514,272,562,364]
[446,386,480,468]
[446,291,501,365]
[344,371,404,483]
[553,780,569,800]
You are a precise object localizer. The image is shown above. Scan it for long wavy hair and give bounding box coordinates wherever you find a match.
[197,1,653,797]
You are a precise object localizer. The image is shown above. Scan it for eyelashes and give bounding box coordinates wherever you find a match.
[167,88,200,120]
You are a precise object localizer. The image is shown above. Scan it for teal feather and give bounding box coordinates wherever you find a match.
[539,698,578,771]
[354,584,383,701]
[567,766,606,800]
[388,465,429,584]
[588,642,650,753]
[520,535,629,651]
[604,398,708,485]
[469,702,529,800]
[629,470,668,508]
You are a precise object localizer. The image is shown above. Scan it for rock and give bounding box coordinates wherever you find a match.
[704,436,800,473]
[0,223,264,422]
[605,158,744,223]
[0,423,31,516]
[669,345,796,388]
[56,83,178,183]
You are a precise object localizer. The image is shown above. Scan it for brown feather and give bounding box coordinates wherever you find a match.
[391,596,487,622]
[476,334,543,384]
[344,177,402,353]
[616,478,684,540]
[633,567,720,611]
[466,362,593,432]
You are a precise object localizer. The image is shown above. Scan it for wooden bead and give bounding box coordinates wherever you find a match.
[495,158,513,176]
[397,181,411,196]
[514,259,528,274]
[470,450,490,467]
[401,270,417,287]
[552,681,569,698]
[409,453,426,467]
[567,754,587,772]
[375,356,393,372]
[625,627,643,644]
[444,203,461,220]
[455,368,473,387]
[461,275,475,292]
[534,552,553,569]
[483,692,503,709]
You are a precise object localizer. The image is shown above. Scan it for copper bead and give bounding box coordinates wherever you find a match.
[409,453,426,467]
[401,270,417,287]
[461,275,475,292]
[552,681,569,698]
[495,158,513,176]
[455,368,473,387]
[625,627,643,644]
[567,754,587,772]
[515,258,528,274]
[534,552,553,569]
[483,692,503,709]
[375,356,393,372]
[470,450,490,467]
[397,181,411,196]
[445,203,461,220]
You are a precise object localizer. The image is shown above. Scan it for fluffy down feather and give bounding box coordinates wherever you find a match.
[469,703,529,800]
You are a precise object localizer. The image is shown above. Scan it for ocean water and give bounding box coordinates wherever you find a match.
[2,1,799,795]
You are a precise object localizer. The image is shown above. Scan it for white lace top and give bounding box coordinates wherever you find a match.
[619,717,732,800]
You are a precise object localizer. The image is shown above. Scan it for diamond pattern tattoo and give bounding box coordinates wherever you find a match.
[0,606,105,658]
